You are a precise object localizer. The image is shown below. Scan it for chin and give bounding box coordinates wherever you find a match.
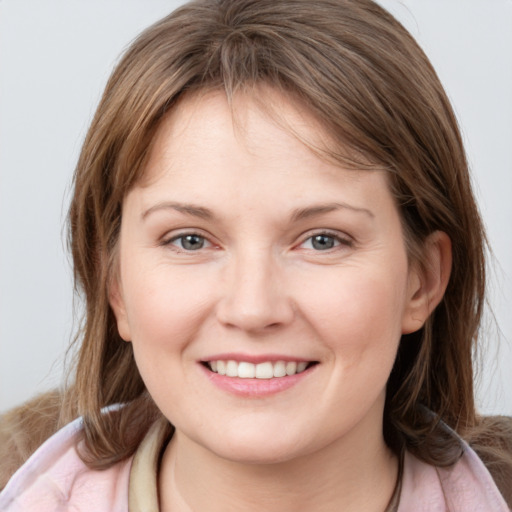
[200,427,315,466]
[215,444,302,466]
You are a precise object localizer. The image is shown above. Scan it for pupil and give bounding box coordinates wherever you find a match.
[312,235,334,250]
[182,235,204,250]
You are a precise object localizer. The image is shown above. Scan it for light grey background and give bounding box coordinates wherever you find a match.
[1,0,511,415]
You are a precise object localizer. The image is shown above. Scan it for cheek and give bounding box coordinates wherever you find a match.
[121,265,219,418]
[300,267,407,367]
[121,263,217,355]
[311,273,406,328]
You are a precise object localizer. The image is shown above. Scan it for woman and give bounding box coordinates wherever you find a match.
[0,0,511,510]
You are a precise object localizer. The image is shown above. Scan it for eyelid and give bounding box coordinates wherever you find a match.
[158,228,353,252]
[296,229,354,250]
[160,229,216,251]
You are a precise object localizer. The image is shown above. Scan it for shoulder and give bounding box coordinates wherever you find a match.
[468,415,512,507]
[399,443,510,511]
[0,390,66,489]
[0,417,132,512]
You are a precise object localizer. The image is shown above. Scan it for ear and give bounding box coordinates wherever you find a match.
[401,231,452,334]
[108,275,132,342]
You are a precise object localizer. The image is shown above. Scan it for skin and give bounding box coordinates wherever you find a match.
[110,89,451,511]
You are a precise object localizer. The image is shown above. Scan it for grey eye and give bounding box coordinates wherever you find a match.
[310,234,337,250]
[176,234,206,250]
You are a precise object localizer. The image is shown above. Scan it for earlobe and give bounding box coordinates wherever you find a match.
[401,231,452,334]
[108,276,132,342]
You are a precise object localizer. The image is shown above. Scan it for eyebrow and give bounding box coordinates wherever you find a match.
[142,202,215,221]
[141,201,374,222]
[290,202,374,222]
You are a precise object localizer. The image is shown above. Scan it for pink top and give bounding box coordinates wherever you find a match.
[0,417,509,511]
[400,449,510,511]
[0,418,130,512]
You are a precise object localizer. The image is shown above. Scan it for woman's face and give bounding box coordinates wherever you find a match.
[111,89,425,464]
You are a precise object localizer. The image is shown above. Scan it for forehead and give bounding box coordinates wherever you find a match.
[124,88,397,231]
[141,87,373,187]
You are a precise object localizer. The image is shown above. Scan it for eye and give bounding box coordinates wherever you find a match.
[166,233,211,251]
[300,233,351,251]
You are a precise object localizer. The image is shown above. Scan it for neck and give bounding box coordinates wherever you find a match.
[159,413,398,512]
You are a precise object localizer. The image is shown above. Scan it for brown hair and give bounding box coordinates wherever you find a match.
[5,0,511,492]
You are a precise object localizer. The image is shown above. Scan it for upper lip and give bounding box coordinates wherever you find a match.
[200,353,315,364]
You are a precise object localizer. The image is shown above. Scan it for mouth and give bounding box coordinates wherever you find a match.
[201,360,318,379]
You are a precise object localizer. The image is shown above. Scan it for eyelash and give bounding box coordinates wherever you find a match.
[297,231,353,252]
[161,230,353,253]
[161,232,213,252]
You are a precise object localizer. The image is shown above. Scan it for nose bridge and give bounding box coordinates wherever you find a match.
[217,244,293,332]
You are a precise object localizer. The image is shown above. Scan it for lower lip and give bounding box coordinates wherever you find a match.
[200,364,316,397]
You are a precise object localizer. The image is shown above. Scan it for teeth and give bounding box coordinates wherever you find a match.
[226,360,238,377]
[238,362,256,378]
[297,362,308,373]
[255,362,273,379]
[217,360,226,375]
[285,361,297,375]
[273,361,286,378]
[206,360,312,379]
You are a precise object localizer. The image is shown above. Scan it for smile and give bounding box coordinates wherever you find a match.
[204,360,315,379]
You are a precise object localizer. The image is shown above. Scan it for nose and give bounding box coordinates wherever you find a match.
[216,251,295,333]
